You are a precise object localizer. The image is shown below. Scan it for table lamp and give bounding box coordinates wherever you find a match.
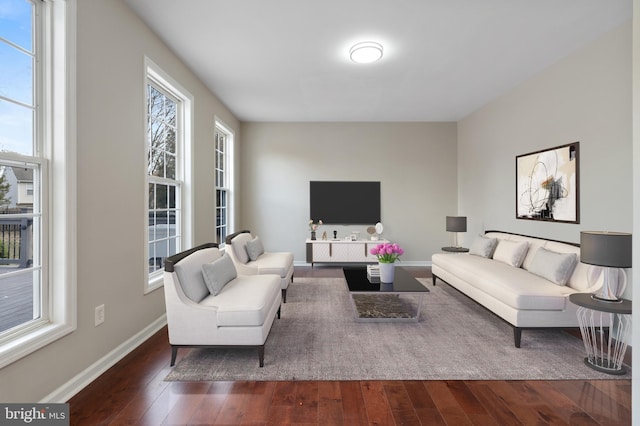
[580,231,632,302]
[446,216,467,248]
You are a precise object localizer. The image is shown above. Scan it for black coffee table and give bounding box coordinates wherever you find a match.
[343,266,429,322]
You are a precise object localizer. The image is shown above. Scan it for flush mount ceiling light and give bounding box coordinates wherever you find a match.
[349,41,383,64]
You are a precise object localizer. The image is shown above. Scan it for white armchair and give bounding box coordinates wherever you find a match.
[163,243,282,367]
[225,230,294,302]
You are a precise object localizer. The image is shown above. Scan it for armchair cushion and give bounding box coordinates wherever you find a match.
[231,232,252,264]
[202,252,237,296]
[200,274,281,327]
[252,251,294,278]
[246,236,265,261]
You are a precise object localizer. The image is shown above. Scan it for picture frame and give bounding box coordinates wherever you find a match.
[516,142,579,223]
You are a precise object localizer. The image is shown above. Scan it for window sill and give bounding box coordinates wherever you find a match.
[0,322,76,369]
[145,274,164,295]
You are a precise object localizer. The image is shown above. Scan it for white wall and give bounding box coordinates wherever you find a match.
[458,22,632,275]
[0,0,238,402]
[239,122,458,264]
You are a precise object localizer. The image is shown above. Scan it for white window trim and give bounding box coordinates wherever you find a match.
[0,0,78,369]
[144,57,193,293]
[214,117,234,248]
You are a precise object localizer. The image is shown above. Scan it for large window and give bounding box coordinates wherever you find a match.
[145,59,192,289]
[0,0,76,367]
[215,122,234,245]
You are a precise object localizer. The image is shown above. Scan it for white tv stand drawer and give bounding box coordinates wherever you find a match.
[305,239,388,266]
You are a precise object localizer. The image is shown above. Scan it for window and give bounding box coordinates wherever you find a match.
[145,58,192,290]
[215,122,234,246]
[0,0,76,367]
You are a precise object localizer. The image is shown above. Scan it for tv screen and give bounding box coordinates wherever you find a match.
[310,181,381,225]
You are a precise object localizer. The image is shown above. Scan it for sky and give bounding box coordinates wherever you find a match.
[0,0,34,156]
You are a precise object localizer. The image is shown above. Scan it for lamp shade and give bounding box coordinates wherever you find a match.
[580,231,632,268]
[446,216,467,233]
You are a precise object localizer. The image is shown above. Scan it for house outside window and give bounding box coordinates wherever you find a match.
[215,122,234,246]
[145,58,192,290]
[0,0,76,368]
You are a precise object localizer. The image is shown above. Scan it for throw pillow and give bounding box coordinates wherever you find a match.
[528,247,578,286]
[201,253,237,296]
[469,235,498,258]
[492,240,530,268]
[246,236,265,261]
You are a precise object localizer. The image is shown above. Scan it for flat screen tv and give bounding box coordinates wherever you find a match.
[310,181,381,225]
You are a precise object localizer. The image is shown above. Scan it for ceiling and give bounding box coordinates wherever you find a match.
[125,0,632,122]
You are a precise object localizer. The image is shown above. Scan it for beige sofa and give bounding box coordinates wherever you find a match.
[432,231,607,347]
[163,243,282,367]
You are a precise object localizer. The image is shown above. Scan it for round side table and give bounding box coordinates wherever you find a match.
[569,293,631,375]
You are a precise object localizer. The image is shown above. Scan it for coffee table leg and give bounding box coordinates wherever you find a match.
[413,294,424,322]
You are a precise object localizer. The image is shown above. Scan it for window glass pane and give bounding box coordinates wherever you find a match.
[166,101,176,126]
[168,185,175,208]
[155,184,167,209]
[166,152,175,180]
[0,0,33,52]
[0,160,39,335]
[148,241,159,273]
[0,272,35,333]
[148,183,155,209]
[0,99,33,155]
[0,42,33,105]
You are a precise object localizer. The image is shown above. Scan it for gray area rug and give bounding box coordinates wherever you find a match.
[165,276,631,381]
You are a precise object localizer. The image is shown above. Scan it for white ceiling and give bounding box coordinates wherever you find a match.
[125,0,631,122]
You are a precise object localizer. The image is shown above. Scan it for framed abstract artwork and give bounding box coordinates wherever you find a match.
[516,142,579,223]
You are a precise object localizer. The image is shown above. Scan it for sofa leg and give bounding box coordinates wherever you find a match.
[258,345,265,367]
[514,328,522,348]
[170,346,178,366]
[282,289,287,303]
[277,305,281,319]
[432,275,437,286]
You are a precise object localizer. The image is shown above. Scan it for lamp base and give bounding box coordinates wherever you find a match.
[590,294,623,304]
[591,267,627,303]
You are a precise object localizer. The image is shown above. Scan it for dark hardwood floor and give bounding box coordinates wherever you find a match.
[67,266,631,425]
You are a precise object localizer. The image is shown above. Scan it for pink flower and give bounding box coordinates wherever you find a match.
[372,242,404,263]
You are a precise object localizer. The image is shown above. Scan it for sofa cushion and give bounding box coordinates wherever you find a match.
[493,240,529,268]
[251,251,294,278]
[246,236,265,261]
[469,235,498,258]
[200,274,281,327]
[231,232,252,264]
[174,247,222,303]
[202,253,237,296]
[529,247,578,286]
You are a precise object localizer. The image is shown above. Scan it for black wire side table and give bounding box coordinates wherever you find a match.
[569,293,632,375]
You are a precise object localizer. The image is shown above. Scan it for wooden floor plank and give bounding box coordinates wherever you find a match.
[317,381,344,426]
[360,381,395,426]
[187,381,234,425]
[424,381,473,425]
[464,381,522,426]
[339,381,368,426]
[383,381,421,426]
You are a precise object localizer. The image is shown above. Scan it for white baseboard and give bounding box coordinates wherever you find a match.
[41,315,167,403]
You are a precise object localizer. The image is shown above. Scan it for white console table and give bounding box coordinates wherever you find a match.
[306,239,388,266]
